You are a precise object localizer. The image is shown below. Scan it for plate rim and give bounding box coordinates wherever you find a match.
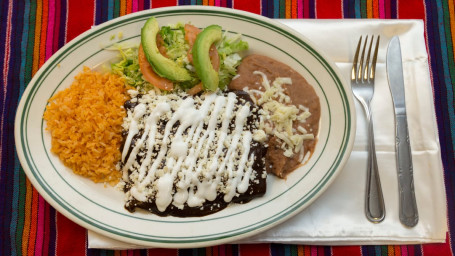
[14,6,356,248]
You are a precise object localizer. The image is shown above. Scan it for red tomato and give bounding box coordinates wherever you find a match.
[184,24,220,70]
[187,82,203,95]
[184,23,200,46]
[156,34,168,58]
[138,44,174,91]
[208,44,220,71]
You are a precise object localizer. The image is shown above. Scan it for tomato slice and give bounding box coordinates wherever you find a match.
[156,33,168,58]
[187,83,203,95]
[184,24,200,46]
[138,44,174,91]
[208,44,220,71]
[184,24,220,70]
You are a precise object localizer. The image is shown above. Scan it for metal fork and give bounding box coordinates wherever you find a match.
[351,35,385,223]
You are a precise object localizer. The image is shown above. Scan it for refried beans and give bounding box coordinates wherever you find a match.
[229,54,321,178]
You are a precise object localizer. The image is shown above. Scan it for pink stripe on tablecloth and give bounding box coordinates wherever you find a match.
[34,195,46,255]
[401,245,408,255]
[311,246,318,256]
[132,0,139,12]
[298,0,303,18]
[53,0,61,54]
[379,0,385,18]
[215,0,221,6]
[46,0,55,60]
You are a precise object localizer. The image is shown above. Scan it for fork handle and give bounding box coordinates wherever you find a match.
[365,116,386,223]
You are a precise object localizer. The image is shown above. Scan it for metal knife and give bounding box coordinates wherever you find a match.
[386,36,419,227]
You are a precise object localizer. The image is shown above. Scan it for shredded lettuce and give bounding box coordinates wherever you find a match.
[218,33,249,57]
[110,45,153,91]
[218,53,242,90]
[217,33,249,89]
[159,23,190,68]
[157,23,201,89]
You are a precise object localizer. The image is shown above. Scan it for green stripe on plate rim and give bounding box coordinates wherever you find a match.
[19,8,352,243]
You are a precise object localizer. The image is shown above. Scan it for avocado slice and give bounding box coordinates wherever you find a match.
[192,25,222,91]
[141,17,191,82]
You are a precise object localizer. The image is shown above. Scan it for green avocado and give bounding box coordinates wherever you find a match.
[192,25,222,91]
[141,17,191,82]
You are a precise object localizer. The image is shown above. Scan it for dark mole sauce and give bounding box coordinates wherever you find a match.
[121,91,267,217]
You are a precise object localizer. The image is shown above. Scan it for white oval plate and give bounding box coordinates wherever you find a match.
[15,6,355,248]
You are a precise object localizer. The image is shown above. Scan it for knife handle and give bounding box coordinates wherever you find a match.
[396,114,419,227]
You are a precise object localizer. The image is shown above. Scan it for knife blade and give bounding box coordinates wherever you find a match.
[386,36,419,227]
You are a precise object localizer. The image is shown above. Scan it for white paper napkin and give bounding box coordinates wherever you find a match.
[88,19,447,249]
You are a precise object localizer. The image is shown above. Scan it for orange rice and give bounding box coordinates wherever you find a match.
[43,67,129,184]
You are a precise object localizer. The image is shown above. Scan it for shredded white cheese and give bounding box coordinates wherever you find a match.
[249,71,314,157]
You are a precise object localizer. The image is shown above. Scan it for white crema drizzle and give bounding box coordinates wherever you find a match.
[121,91,259,212]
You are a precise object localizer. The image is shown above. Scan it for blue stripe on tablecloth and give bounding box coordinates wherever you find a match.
[100,0,111,24]
[13,0,26,254]
[10,0,28,254]
[414,244,423,256]
[262,0,267,17]
[268,0,273,18]
[5,0,28,254]
[95,0,102,25]
[309,0,315,18]
[271,244,283,256]
[108,0,114,21]
[435,0,455,153]
[391,0,397,19]
[179,0,190,6]
[273,0,279,18]
[354,0,361,17]
[143,0,150,10]
[48,207,56,256]
[58,0,66,48]
[0,0,11,254]
[18,0,29,98]
[426,0,455,251]
[342,0,354,18]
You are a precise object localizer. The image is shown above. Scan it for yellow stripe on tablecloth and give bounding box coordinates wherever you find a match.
[21,179,33,256]
[32,0,42,75]
[449,0,455,59]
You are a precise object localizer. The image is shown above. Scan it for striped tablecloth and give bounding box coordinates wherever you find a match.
[1,0,454,255]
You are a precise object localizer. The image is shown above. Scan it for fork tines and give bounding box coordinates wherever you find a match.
[351,35,380,83]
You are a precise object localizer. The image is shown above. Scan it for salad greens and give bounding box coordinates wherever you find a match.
[110,46,153,91]
[111,22,248,92]
[158,23,189,68]
[217,33,249,89]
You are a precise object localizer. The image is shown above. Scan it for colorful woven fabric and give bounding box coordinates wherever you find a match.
[1,0,454,255]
